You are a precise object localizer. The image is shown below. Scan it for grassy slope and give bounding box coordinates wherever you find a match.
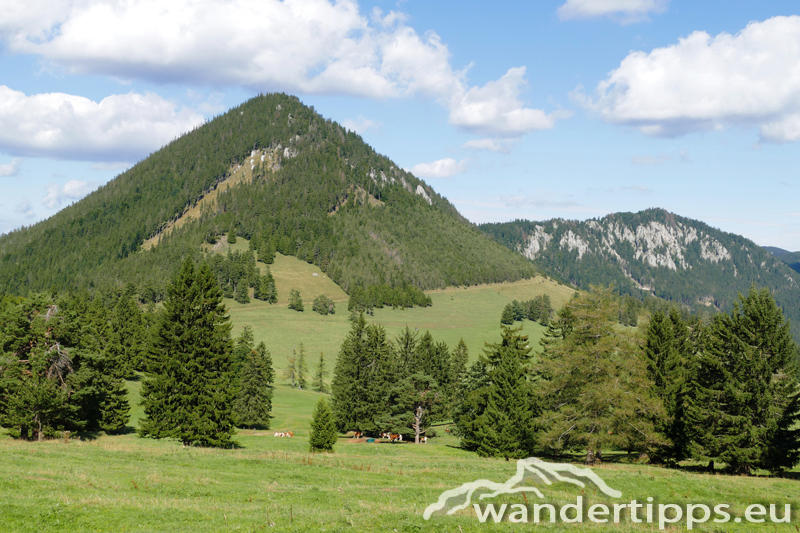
[222,242,576,374]
[3,382,797,532]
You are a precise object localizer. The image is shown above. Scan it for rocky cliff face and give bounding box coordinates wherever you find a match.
[480,208,800,339]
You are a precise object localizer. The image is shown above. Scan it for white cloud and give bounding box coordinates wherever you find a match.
[410,158,468,178]
[448,68,557,136]
[342,116,380,135]
[0,158,21,177]
[578,16,800,143]
[42,179,99,209]
[14,198,35,218]
[558,0,669,23]
[0,0,554,137]
[0,86,203,161]
[463,138,515,154]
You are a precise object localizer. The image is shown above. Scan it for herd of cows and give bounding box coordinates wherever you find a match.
[271,430,429,443]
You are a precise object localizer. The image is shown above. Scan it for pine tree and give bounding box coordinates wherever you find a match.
[233,342,274,429]
[288,289,304,311]
[139,259,237,448]
[692,287,800,474]
[309,397,337,452]
[228,225,237,244]
[312,352,329,393]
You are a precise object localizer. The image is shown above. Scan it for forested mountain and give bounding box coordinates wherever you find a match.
[480,209,800,339]
[0,94,535,299]
[765,247,800,274]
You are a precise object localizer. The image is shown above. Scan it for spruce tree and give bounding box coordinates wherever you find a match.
[500,304,514,325]
[296,343,308,389]
[692,287,800,474]
[107,288,145,378]
[312,352,329,393]
[475,326,537,460]
[331,314,396,434]
[451,339,469,385]
[453,360,491,451]
[234,280,250,304]
[233,342,274,429]
[309,397,337,452]
[380,373,442,443]
[643,309,698,462]
[139,259,237,448]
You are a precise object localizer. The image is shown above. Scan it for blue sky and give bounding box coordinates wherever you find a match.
[1,0,799,249]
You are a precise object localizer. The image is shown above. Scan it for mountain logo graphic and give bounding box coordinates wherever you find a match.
[423,457,622,520]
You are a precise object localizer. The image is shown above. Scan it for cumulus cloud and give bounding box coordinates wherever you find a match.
[0,86,203,161]
[342,116,380,135]
[14,198,35,218]
[463,138,515,154]
[42,179,99,209]
[558,0,669,23]
[578,16,800,143]
[410,158,468,178]
[0,0,555,137]
[448,68,556,136]
[0,158,21,177]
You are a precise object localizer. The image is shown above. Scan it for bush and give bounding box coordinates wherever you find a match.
[312,294,336,315]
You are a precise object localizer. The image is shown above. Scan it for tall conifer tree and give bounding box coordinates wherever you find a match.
[309,397,337,452]
[139,259,237,448]
[692,287,800,474]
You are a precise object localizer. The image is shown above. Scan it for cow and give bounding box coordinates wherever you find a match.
[353,431,364,439]
[273,431,294,438]
[420,436,427,444]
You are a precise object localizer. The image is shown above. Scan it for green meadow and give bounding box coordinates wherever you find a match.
[2,382,798,532]
[2,242,798,532]
[224,242,577,373]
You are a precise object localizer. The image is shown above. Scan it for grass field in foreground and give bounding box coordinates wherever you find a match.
[222,245,577,374]
[2,383,798,532]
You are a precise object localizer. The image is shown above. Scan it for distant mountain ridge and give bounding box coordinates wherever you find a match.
[480,209,800,339]
[0,94,535,299]
[764,247,800,274]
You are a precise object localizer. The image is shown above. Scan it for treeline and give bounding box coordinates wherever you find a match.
[207,249,277,304]
[0,288,152,439]
[331,319,469,443]
[501,295,553,325]
[453,286,800,474]
[0,93,536,308]
[347,284,431,312]
[0,259,275,444]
